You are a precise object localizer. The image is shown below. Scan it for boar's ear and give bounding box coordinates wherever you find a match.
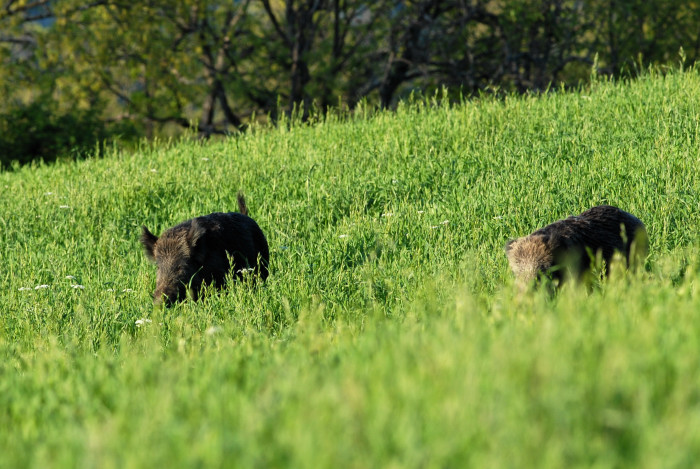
[140,226,158,261]
[188,219,206,248]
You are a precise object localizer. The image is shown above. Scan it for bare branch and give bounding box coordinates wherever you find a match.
[259,0,290,47]
[0,34,35,45]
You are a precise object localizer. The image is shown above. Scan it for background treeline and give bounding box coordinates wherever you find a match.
[1,0,699,168]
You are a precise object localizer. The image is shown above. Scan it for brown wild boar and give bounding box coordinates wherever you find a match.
[141,192,269,306]
[505,205,648,287]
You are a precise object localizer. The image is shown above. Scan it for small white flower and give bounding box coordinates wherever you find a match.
[106,288,115,292]
[440,220,449,225]
[44,192,54,196]
[18,287,32,291]
[206,326,221,336]
[71,284,85,289]
[392,179,398,184]
[122,288,134,293]
[59,205,70,209]
[135,318,152,327]
[431,225,439,229]
[493,216,503,220]
[381,212,393,217]
[236,267,255,274]
[35,285,49,290]
[338,234,348,239]
[201,157,210,161]
[150,169,157,173]
[65,275,76,280]
[417,210,425,214]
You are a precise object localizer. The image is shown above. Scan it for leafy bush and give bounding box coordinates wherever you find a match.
[0,98,137,170]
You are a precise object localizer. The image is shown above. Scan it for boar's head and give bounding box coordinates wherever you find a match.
[140,220,210,306]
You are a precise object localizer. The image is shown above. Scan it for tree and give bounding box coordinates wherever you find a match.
[48,0,259,136]
[2,0,700,168]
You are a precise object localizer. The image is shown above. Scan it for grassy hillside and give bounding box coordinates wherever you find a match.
[2,69,700,468]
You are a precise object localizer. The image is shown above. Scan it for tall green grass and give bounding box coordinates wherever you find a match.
[2,69,700,467]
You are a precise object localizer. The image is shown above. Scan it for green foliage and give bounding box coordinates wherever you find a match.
[3,0,700,169]
[0,99,107,169]
[2,70,700,467]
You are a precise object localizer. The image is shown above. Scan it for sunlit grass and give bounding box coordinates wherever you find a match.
[2,69,700,467]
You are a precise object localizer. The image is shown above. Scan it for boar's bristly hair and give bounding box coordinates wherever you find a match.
[505,205,648,288]
[141,192,269,306]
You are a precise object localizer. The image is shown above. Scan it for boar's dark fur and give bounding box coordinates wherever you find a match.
[141,192,269,306]
[505,205,648,287]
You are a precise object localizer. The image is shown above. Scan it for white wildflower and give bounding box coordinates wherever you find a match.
[236,267,255,274]
[18,287,32,291]
[121,288,134,293]
[44,192,54,196]
[338,234,348,239]
[201,157,210,161]
[150,169,157,173]
[493,216,503,220]
[65,275,76,280]
[135,318,152,327]
[71,284,85,289]
[59,205,70,209]
[34,285,49,290]
[417,210,425,214]
[381,212,393,217]
[440,220,449,225]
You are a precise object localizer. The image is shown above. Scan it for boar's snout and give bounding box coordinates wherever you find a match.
[153,268,200,306]
[153,284,187,307]
[152,291,172,307]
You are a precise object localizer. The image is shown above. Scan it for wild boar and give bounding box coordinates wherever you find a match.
[505,205,648,287]
[141,192,269,305]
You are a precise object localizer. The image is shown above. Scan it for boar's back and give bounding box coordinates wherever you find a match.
[188,211,269,284]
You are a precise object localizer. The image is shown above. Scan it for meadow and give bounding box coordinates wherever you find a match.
[2,68,700,468]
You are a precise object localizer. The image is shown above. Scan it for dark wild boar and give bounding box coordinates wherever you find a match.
[141,192,269,306]
[505,205,648,287]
